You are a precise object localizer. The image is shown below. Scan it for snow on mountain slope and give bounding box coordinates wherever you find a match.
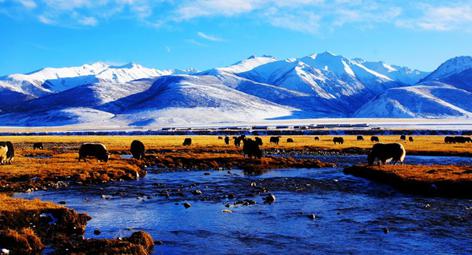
[0,62,168,95]
[0,107,120,127]
[421,56,472,82]
[199,71,348,117]
[101,75,295,126]
[11,78,155,112]
[216,55,278,74]
[441,68,472,92]
[353,59,429,85]
[355,82,472,118]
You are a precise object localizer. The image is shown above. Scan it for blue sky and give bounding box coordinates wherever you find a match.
[1,0,472,75]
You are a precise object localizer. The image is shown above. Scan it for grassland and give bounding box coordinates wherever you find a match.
[2,134,471,154]
[0,134,471,253]
[344,165,472,197]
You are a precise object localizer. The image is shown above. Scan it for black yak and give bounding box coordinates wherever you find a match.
[79,143,109,162]
[130,140,145,159]
[409,137,414,142]
[234,136,244,147]
[371,136,380,142]
[333,137,344,144]
[368,143,406,165]
[270,136,280,145]
[255,137,263,146]
[400,135,406,141]
[286,138,294,143]
[242,138,263,159]
[314,137,320,141]
[357,136,364,141]
[33,142,43,150]
[224,136,230,145]
[183,138,192,146]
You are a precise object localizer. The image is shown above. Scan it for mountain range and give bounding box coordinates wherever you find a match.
[0,52,471,127]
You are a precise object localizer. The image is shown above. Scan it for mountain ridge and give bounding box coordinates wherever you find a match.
[1,53,471,127]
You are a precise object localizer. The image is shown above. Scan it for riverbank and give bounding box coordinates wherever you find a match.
[344,164,472,197]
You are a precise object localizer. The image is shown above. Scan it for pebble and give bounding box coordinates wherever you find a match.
[383,227,389,234]
[192,189,203,195]
[308,214,316,220]
[264,193,276,204]
[93,229,101,235]
[183,202,192,209]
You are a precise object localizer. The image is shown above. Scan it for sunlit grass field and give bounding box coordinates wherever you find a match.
[0,135,469,154]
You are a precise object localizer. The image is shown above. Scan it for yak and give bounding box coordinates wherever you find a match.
[357,136,364,141]
[255,137,263,146]
[224,136,230,145]
[400,135,406,141]
[0,141,14,164]
[130,140,145,159]
[371,136,380,143]
[314,137,320,141]
[0,143,8,165]
[368,143,406,166]
[409,137,414,142]
[33,142,44,150]
[183,138,192,146]
[270,136,280,145]
[242,138,263,159]
[79,143,109,162]
[333,137,344,144]
[286,138,294,143]
[234,136,244,147]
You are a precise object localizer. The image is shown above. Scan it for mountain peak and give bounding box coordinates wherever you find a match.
[422,56,472,82]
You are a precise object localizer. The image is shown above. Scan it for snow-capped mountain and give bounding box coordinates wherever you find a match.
[10,52,472,127]
[421,56,472,82]
[356,56,472,118]
[0,62,173,98]
[353,59,428,85]
[355,82,472,118]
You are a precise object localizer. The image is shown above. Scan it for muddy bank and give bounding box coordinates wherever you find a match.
[0,194,154,254]
[344,165,472,197]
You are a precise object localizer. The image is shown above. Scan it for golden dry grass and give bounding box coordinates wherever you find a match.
[356,164,472,182]
[0,193,62,212]
[1,135,470,154]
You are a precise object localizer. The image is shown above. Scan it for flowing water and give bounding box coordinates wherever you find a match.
[16,155,472,254]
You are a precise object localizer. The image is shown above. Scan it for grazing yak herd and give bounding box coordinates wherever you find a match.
[0,134,469,166]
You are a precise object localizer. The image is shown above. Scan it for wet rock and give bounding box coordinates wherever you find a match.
[234,199,256,206]
[192,190,203,195]
[155,240,164,245]
[204,172,211,175]
[264,193,276,204]
[222,209,233,213]
[383,227,389,234]
[227,193,235,199]
[94,229,101,235]
[308,214,316,220]
[250,182,257,187]
[101,195,112,200]
[183,202,192,209]
[58,201,67,205]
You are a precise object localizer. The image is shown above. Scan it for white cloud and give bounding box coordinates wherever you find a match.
[38,14,54,24]
[197,32,224,42]
[396,3,472,31]
[78,16,97,26]
[16,0,37,9]
[3,0,472,34]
